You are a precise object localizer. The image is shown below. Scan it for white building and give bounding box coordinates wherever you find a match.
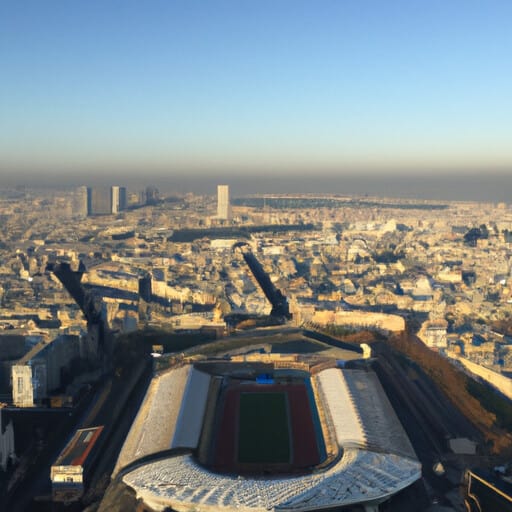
[111,186,120,214]
[217,185,231,220]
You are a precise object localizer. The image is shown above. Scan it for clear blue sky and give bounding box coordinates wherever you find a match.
[1,0,511,179]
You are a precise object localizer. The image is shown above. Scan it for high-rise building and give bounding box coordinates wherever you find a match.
[87,186,127,216]
[87,187,112,215]
[145,186,159,205]
[73,186,88,218]
[217,185,231,220]
[119,186,127,210]
[111,186,120,214]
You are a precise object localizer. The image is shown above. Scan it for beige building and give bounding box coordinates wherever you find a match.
[12,365,34,408]
[420,320,448,349]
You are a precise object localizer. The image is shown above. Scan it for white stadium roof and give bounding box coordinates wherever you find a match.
[118,364,421,512]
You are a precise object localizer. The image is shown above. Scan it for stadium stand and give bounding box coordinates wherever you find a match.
[171,368,211,449]
[316,368,366,448]
[113,365,190,473]
[342,370,416,459]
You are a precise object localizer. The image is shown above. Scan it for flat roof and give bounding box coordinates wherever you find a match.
[54,426,104,467]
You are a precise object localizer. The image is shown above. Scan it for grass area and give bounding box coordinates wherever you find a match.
[238,392,290,464]
[466,378,512,430]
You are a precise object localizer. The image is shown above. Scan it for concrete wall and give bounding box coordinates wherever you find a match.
[310,310,405,333]
[451,354,512,401]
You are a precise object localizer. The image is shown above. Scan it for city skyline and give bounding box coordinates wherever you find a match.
[1,1,512,180]
[2,173,512,204]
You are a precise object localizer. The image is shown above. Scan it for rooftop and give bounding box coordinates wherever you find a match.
[53,426,104,468]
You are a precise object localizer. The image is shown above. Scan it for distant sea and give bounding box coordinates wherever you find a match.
[2,172,511,203]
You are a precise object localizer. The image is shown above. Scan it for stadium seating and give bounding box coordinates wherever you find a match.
[171,368,211,449]
[316,368,366,448]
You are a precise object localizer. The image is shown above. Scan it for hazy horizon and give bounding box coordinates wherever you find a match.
[1,171,510,203]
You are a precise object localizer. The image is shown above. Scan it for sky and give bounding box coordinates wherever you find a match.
[1,1,512,187]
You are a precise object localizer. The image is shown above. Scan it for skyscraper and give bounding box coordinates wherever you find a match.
[118,186,128,211]
[87,187,112,215]
[145,186,159,205]
[111,186,120,214]
[217,185,231,220]
[87,186,127,216]
[73,186,88,218]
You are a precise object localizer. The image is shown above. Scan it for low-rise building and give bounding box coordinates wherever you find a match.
[51,425,104,502]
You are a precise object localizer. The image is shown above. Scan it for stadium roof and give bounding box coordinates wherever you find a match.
[123,449,419,511]
[117,361,421,511]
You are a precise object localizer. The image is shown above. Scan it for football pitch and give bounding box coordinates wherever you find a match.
[238,392,290,464]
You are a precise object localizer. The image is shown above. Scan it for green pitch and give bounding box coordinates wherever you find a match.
[238,392,290,464]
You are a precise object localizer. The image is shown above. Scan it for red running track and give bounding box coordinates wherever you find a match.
[213,382,320,473]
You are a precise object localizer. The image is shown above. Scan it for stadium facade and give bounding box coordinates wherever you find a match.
[114,350,421,512]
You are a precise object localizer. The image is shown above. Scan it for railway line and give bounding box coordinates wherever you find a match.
[372,341,483,509]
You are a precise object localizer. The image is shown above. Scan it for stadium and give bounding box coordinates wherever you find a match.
[113,332,421,512]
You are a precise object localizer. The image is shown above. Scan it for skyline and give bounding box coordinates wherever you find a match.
[2,172,512,204]
[1,1,512,178]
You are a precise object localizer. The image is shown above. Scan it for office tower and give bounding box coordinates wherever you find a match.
[87,186,127,216]
[87,187,112,215]
[145,186,159,205]
[118,186,127,211]
[217,184,231,220]
[111,186,127,213]
[73,186,88,218]
[111,186,120,214]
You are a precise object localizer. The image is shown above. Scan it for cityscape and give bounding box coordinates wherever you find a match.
[2,1,512,511]
[0,184,512,510]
